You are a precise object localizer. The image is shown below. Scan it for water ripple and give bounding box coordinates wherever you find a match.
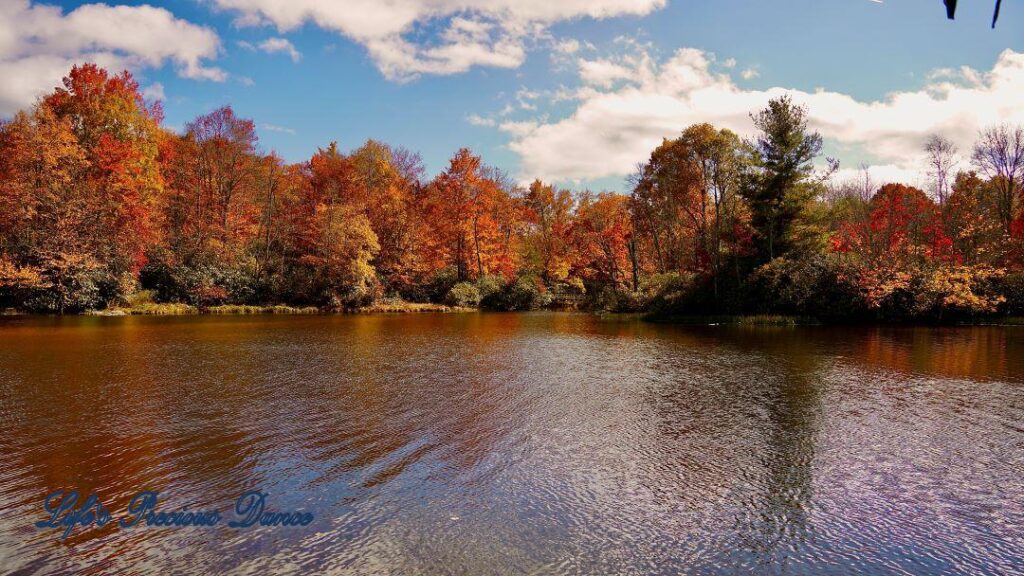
[0,315,1022,574]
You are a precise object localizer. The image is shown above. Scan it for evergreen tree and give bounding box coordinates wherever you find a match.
[741,96,823,262]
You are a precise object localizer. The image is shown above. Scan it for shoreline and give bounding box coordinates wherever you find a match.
[74,302,474,316]
[2,306,1022,327]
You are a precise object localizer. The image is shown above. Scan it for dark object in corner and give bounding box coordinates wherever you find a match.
[945,0,957,19]
[945,0,1003,28]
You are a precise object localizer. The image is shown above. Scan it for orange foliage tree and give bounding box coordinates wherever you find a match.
[570,192,635,289]
[522,180,575,285]
[0,65,162,311]
[418,148,519,282]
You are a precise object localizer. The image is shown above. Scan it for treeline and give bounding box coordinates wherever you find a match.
[1,64,1023,320]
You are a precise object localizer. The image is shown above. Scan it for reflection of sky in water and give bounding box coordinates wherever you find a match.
[0,315,1021,574]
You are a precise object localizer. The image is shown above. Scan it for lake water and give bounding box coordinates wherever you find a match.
[0,313,1022,575]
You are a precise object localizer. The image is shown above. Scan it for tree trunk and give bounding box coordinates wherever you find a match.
[628,238,640,291]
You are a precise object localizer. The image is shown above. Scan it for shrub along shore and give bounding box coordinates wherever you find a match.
[75,292,467,316]
[53,282,1024,326]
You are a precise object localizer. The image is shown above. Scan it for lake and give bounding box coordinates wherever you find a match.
[0,313,1022,574]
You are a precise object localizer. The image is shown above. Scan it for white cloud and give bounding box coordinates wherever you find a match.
[261,123,296,135]
[142,82,165,101]
[0,0,224,115]
[500,119,540,138]
[258,37,302,62]
[579,58,640,88]
[549,37,594,70]
[516,88,542,110]
[740,66,759,80]
[498,47,1024,185]
[209,0,666,80]
[554,39,581,54]
[466,113,496,127]
[832,164,926,191]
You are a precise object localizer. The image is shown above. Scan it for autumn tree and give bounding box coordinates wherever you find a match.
[822,169,873,245]
[631,136,702,273]
[0,107,95,311]
[250,154,305,295]
[45,64,164,277]
[285,143,379,306]
[831,184,962,312]
[484,170,525,280]
[972,124,1024,235]
[0,65,163,311]
[419,149,513,281]
[942,171,1004,264]
[349,140,424,291]
[187,106,261,255]
[570,192,634,288]
[630,122,752,304]
[522,180,574,284]
[290,199,379,307]
[144,107,267,304]
[678,124,747,298]
[832,184,948,264]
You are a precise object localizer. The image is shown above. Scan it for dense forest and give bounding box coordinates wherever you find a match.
[1,64,1023,321]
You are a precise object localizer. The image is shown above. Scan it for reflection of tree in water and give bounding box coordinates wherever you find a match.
[740,337,822,574]
[630,325,826,572]
[690,327,826,573]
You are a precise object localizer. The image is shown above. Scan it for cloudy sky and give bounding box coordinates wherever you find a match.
[2,0,1022,190]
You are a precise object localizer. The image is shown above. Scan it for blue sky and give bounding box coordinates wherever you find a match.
[4,0,1023,190]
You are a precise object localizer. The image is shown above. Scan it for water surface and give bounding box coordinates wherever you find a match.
[0,314,1022,574]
